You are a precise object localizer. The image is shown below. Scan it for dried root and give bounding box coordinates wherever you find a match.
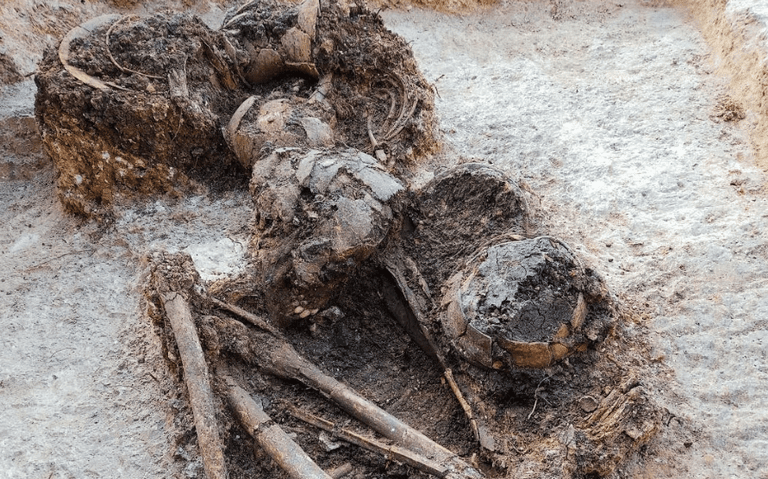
[214,315,473,471]
[59,14,131,91]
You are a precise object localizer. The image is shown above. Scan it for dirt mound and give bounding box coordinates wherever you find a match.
[35,13,243,216]
[34,0,437,217]
[128,154,662,479]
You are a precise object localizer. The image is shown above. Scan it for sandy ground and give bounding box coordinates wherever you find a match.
[0,81,252,479]
[2,0,768,478]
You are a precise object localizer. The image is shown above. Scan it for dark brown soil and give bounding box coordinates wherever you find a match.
[37,3,665,478]
[462,238,612,345]
[141,158,661,478]
[146,249,663,479]
[146,253,473,479]
[401,163,532,294]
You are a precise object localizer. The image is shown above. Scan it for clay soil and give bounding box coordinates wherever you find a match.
[2,0,768,478]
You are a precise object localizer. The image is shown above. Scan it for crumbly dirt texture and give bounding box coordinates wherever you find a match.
[401,162,532,293]
[4,0,768,478]
[34,0,437,217]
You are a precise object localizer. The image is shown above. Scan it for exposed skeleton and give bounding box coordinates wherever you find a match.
[37,1,663,477]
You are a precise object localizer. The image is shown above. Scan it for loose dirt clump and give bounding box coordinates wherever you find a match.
[35,13,246,216]
[712,94,745,122]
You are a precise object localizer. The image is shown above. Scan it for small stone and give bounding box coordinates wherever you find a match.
[319,431,342,451]
[299,309,311,318]
[294,306,305,315]
[579,395,599,413]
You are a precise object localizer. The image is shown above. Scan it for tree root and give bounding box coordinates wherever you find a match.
[385,98,419,141]
[201,39,239,90]
[385,72,409,139]
[59,15,132,92]
[215,314,483,478]
[210,295,279,336]
[443,369,480,445]
[382,256,493,451]
[222,0,260,30]
[367,115,380,149]
[222,35,248,85]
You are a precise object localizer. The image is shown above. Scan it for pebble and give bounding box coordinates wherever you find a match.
[578,395,599,413]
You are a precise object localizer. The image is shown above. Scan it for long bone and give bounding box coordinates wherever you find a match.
[213,305,484,479]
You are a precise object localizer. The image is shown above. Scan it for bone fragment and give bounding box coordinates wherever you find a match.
[328,463,353,479]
